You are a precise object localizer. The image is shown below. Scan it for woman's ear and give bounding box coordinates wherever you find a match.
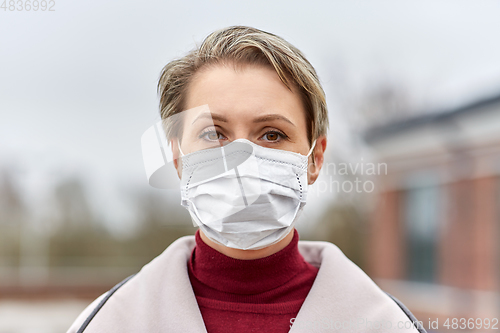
[171,138,182,179]
[307,135,327,185]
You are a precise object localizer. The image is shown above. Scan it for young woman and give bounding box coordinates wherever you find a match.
[67,26,426,333]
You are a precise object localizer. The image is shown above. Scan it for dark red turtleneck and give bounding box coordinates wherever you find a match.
[187,229,319,333]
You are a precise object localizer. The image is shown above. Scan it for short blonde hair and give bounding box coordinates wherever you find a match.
[158,25,328,146]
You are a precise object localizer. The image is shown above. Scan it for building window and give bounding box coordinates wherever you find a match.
[403,184,440,283]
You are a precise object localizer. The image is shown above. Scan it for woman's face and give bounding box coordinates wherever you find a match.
[173,63,325,184]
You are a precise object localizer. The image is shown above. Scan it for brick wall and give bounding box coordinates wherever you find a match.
[367,190,405,280]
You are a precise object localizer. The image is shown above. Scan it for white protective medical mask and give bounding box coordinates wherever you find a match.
[178,138,316,250]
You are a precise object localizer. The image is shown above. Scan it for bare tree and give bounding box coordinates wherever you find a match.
[52,177,94,232]
[0,167,24,265]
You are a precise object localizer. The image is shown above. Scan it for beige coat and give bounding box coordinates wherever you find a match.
[67,235,425,333]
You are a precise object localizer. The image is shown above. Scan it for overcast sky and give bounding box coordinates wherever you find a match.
[2,0,500,234]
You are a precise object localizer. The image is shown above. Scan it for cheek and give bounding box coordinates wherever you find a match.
[175,160,183,179]
[172,140,183,178]
[307,156,315,173]
[287,109,310,149]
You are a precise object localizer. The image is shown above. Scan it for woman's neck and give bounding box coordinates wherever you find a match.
[199,228,295,260]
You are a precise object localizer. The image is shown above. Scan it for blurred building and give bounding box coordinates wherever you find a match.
[364,93,500,323]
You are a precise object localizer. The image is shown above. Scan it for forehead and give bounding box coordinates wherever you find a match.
[183,63,306,125]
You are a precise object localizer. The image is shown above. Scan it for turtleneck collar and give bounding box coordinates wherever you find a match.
[188,229,309,295]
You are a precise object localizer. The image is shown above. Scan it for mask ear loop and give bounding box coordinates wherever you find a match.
[306,139,317,158]
[304,139,317,186]
[177,139,185,157]
[306,139,317,174]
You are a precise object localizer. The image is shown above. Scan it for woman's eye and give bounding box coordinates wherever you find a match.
[200,130,225,141]
[261,131,287,142]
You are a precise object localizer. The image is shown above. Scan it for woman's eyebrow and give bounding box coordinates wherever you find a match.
[191,112,228,125]
[253,114,295,127]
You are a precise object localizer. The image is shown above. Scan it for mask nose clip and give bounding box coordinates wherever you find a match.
[179,138,316,159]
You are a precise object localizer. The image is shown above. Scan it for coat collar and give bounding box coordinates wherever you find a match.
[77,235,419,333]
